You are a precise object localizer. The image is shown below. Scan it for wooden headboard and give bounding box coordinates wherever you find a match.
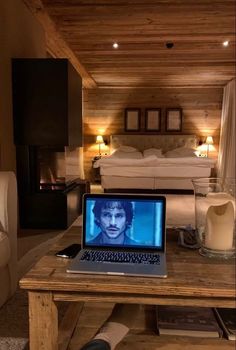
[110,134,198,153]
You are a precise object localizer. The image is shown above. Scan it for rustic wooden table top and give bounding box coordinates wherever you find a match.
[20,226,235,308]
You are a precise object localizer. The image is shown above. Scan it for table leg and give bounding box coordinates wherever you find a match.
[29,291,58,350]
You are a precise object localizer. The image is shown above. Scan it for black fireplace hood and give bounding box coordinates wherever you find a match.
[12,58,82,147]
[12,58,86,229]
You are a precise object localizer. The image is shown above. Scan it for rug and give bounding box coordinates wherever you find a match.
[0,289,29,350]
[165,194,195,227]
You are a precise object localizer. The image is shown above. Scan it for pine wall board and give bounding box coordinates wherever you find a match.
[83,87,222,181]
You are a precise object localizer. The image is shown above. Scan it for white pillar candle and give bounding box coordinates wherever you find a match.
[205,201,234,250]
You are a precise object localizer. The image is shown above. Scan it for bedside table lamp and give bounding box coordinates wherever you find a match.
[206,136,213,158]
[96,135,104,156]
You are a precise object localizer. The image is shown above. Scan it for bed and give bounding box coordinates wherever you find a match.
[94,135,216,192]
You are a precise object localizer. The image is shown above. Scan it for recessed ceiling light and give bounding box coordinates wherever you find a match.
[223,40,229,47]
[113,42,119,49]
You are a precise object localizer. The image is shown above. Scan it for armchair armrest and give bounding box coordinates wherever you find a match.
[0,231,11,267]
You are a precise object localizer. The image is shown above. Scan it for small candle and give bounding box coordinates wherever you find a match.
[205,201,234,250]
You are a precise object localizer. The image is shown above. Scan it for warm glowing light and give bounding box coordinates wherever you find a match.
[204,136,214,157]
[205,136,214,145]
[223,40,229,47]
[113,42,119,49]
[96,135,104,155]
[96,135,104,144]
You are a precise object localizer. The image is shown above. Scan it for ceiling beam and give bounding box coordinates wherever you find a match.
[22,0,97,89]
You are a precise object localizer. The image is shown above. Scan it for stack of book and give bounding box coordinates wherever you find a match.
[156,306,223,338]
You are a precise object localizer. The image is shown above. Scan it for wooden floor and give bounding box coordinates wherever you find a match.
[65,303,233,350]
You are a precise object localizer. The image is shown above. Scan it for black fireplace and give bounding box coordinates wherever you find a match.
[12,58,87,229]
[16,145,87,229]
[36,145,77,191]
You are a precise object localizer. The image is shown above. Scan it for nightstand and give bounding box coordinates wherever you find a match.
[92,157,101,182]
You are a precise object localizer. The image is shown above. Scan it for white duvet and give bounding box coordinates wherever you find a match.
[94,155,216,169]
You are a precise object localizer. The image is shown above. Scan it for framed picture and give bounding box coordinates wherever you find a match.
[145,108,161,131]
[166,108,182,132]
[124,108,141,131]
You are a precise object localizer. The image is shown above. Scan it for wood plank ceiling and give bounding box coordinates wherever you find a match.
[25,0,235,88]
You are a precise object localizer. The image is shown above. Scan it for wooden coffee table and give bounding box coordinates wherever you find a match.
[20,226,235,350]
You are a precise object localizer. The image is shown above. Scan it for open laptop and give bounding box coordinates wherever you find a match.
[67,193,167,278]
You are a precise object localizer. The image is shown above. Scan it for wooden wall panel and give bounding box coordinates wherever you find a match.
[83,87,222,180]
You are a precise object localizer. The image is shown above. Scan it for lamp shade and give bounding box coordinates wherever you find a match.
[96,135,104,144]
[206,136,213,145]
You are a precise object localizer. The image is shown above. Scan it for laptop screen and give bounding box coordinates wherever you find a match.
[83,194,166,252]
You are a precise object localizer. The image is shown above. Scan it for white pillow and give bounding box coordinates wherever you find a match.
[111,150,143,159]
[165,147,197,158]
[117,145,138,153]
[143,148,164,158]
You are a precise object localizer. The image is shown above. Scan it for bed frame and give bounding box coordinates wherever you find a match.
[110,134,198,153]
[100,134,211,193]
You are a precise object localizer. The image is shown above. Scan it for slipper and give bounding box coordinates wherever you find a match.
[80,339,111,350]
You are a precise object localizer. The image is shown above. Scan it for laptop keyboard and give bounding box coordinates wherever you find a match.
[81,250,160,265]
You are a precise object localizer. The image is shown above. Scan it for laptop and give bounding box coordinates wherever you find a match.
[67,193,167,278]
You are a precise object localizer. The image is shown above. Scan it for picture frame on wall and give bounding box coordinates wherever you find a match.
[145,108,161,132]
[124,108,141,131]
[166,108,182,132]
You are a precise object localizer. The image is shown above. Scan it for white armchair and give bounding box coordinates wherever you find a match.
[0,172,17,308]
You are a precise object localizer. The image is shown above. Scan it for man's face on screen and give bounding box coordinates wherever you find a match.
[99,203,127,240]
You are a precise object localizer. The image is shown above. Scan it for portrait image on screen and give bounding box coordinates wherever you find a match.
[84,196,165,250]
